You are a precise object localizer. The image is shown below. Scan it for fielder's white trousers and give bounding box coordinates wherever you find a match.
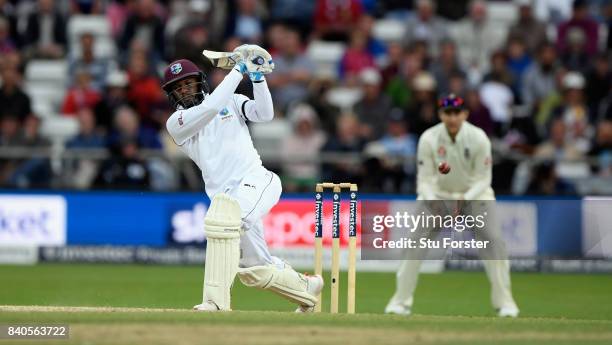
[387,198,519,311]
[225,166,285,268]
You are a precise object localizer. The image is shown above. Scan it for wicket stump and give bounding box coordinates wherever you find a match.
[314,182,358,314]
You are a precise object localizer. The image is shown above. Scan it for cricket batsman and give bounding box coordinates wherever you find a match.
[384,94,520,317]
[162,45,323,312]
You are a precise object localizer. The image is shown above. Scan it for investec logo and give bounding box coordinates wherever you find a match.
[349,197,357,236]
[332,193,340,237]
[314,193,322,237]
[0,195,67,245]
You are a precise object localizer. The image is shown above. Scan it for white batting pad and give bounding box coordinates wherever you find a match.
[201,193,242,311]
[238,265,318,307]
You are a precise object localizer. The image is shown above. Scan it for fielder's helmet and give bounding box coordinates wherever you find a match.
[162,59,210,109]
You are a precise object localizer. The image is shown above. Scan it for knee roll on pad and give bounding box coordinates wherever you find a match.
[238,265,318,307]
[202,193,242,310]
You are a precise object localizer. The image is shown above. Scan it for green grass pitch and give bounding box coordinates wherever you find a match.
[1,264,611,344]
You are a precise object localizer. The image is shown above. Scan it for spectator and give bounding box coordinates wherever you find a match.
[356,14,387,62]
[94,70,131,131]
[126,51,164,128]
[466,89,493,135]
[429,39,466,95]
[507,0,548,54]
[6,115,52,188]
[0,0,18,47]
[68,32,113,91]
[479,56,515,136]
[526,162,575,195]
[269,0,316,37]
[0,114,20,146]
[0,16,15,54]
[452,0,507,81]
[378,108,417,161]
[354,68,393,140]
[505,116,541,156]
[533,0,573,24]
[483,51,514,88]
[66,108,106,188]
[267,25,314,112]
[548,71,592,154]
[108,106,161,150]
[522,43,560,114]
[313,0,363,41]
[0,115,21,186]
[0,67,31,121]
[380,42,403,87]
[226,0,265,44]
[560,27,590,73]
[402,0,448,56]
[557,0,598,57]
[364,108,417,193]
[94,138,151,190]
[339,31,376,81]
[107,0,136,39]
[605,1,612,51]
[321,113,366,183]
[280,104,326,192]
[22,0,67,59]
[589,120,612,176]
[303,78,341,135]
[67,108,106,148]
[584,53,612,119]
[119,0,165,63]
[71,0,104,14]
[169,1,212,64]
[505,37,532,102]
[405,71,438,135]
[386,49,423,108]
[375,0,412,20]
[534,117,589,181]
[448,71,468,98]
[61,68,102,116]
[436,0,469,20]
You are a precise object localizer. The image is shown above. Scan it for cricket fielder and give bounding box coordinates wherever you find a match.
[385,94,519,317]
[162,45,323,312]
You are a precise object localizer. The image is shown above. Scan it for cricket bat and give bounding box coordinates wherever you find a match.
[202,50,238,69]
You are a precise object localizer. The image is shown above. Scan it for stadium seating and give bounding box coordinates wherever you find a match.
[306,40,346,80]
[372,19,405,43]
[24,60,68,118]
[67,15,116,59]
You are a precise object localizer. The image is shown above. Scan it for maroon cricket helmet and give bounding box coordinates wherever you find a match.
[162,59,210,109]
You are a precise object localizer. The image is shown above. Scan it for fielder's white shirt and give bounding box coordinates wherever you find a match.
[166,69,274,197]
[416,121,495,200]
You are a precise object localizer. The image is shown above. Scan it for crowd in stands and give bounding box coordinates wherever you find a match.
[0,0,611,195]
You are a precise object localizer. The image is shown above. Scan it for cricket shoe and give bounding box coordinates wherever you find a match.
[295,274,324,313]
[384,304,411,316]
[193,301,225,312]
[497,306,519,318]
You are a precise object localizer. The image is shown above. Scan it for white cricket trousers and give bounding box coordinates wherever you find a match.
[224,166,285,268]
[387,199,519,311]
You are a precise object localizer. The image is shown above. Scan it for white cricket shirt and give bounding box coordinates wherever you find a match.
[166,69,274,197]
[416,121,495,200]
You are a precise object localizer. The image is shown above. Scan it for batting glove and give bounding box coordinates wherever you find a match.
[232,44,274,82]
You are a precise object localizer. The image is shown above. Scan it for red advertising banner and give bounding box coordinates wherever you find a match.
[263,199,369,248]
